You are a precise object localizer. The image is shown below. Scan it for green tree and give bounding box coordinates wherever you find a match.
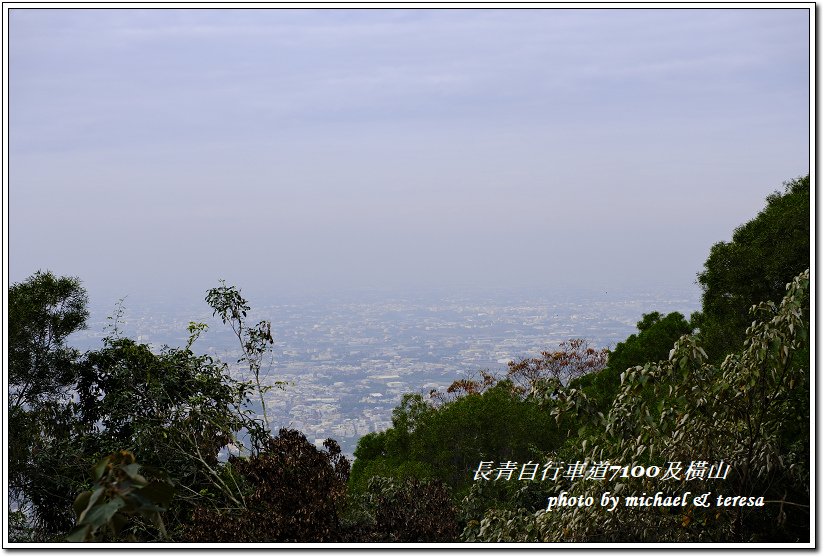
[349,394,436,494]
[8,271,89,538]
[205,280,279,433]
[351,383,560,496]
[9,270,88,409]
[573,312,693,411]
[8,273,275,540]
[695,174,809,362]
[413,382,559,492]
[74,325,269,537]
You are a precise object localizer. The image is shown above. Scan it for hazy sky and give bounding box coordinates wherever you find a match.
[9,8,810,303]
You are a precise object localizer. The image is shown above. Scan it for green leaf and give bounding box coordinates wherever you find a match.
[121,463,141,479]
[92,456,110,480]
[82,497,126,528]
[78,487,105,523]
[73,490,92,518]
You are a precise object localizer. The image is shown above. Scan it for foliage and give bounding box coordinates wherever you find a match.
[573,312,693,412]
[68,451,174,542]
[348,443,434,495]
[184,429,350,542]
[606,312,694,380]
[12,402,93,538]
[466,270,810,542]
[351,383,559,496]
[430,339,608,404]
[8,271,89,539]
[206,280,280,433]
[10,170,810,544]
[508,338,608,393]
[430,369,500,404]
[695,174,809,362]
[349,394,437,493]
[352,340,611,501]
[459,477,550,536]
[9,510,39,542]
[8,273,271,541]
[416,382,560,492]
[9,270,88,409]
[73,319,270,537]
[346,477,459,542]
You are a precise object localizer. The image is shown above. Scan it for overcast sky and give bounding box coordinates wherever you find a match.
[9,8,810,303]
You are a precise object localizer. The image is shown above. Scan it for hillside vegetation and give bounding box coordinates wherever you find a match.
[8,175,809,543]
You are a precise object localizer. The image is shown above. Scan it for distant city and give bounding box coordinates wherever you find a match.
[70,286,701,457]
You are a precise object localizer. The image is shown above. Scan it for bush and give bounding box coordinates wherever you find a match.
[184,429,349,542]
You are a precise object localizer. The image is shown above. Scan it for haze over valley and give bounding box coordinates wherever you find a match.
[70,285,700,455]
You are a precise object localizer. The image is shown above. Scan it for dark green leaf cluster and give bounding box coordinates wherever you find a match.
[350,382,560,496]
[9,270,88,409]
[695,174,810,362]
[68,450,174,542]
[9,271,90,537]
[572,311,693,413]
[344,476,459,542]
